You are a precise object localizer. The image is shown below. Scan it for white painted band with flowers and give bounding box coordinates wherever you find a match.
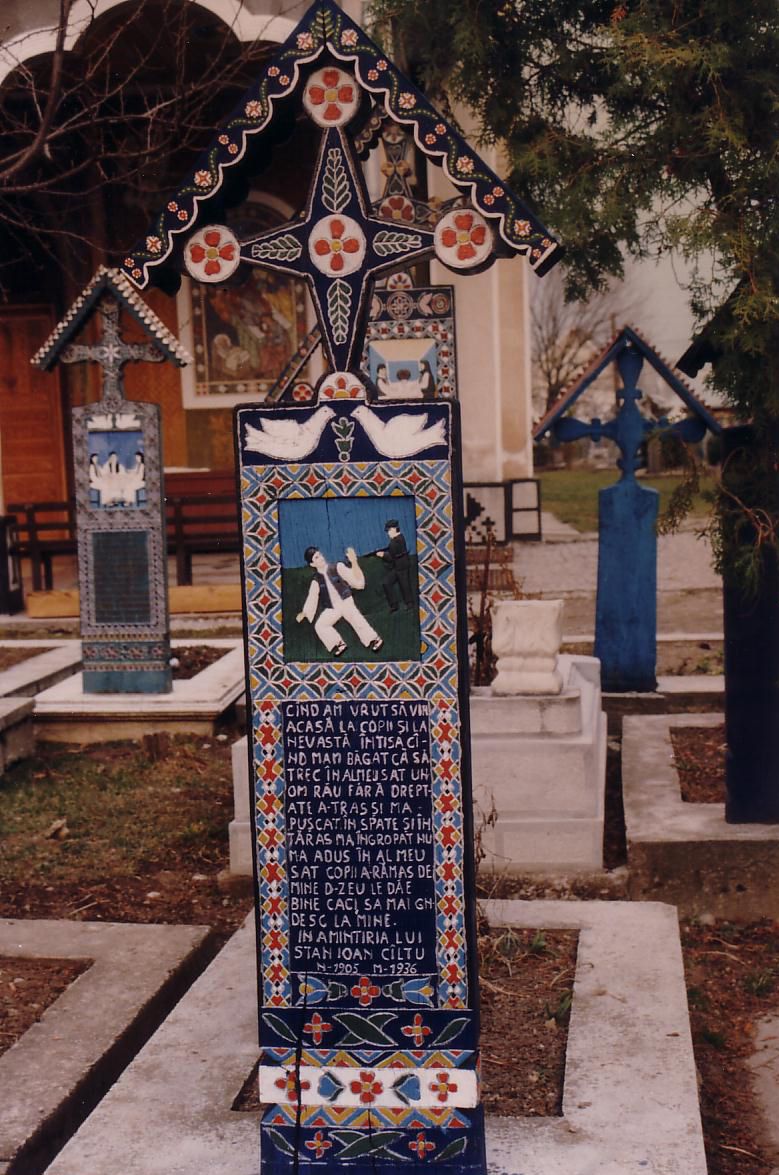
[259,1064,479,1109]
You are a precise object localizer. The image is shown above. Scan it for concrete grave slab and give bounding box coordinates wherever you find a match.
[746,1012,779,1161]
[0,642,82,698]
[44,901,705,1175]
[0,919,211,1175]
[33,641,243,743]
[0,698,34,771]
[623,712,779,918]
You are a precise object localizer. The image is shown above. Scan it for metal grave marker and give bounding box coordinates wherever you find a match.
[122,2,562,1170]
[33,267,191,693]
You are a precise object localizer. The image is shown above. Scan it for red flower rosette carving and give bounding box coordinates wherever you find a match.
[184,225,240,282]
[309,215,366,276]
[304,67,360,127]
[434,208,492,270]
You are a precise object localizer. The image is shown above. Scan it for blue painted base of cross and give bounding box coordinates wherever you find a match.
[236,376,485,1175]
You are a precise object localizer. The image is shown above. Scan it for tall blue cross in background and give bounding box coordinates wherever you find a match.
[535,326,720,692]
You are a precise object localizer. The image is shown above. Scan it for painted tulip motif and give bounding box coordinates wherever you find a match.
[304,67,360,127]
[184,225,240,282]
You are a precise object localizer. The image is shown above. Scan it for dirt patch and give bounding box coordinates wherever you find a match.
[0,955,90,1059]
[234,926,578,1118]
[672,723,726,802]
[170,645,227,680]
[0,646,54,672]
[548,587,723,638]
[479,925,577,1116]
[683,919,779,1174]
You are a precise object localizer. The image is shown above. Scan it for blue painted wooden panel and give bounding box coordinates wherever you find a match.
[594,480,658,692]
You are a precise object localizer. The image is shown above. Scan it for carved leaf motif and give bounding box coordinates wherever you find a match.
[322,149,351,213]
[251,234,302,262]
[433,1137,468,1163]
[431,1016,468,1047]
[312,9,337,42]
[334,1011,396,1045]
[332,1131,406,1161]
[373,230,423,257]
[327,279,352,345]
[262,1012,299,1044]
[264,1128,296,1157]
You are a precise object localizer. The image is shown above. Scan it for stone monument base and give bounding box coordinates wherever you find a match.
[470,655,606,873]
[33,643,244,743]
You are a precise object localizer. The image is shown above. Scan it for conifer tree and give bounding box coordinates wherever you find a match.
[370,1,779,425]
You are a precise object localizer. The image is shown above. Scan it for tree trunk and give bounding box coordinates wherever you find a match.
[722,425,779,822]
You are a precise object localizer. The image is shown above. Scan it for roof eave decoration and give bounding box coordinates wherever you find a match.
[31,267,192,371]
[121,0,562,292]
[534,323,722,441]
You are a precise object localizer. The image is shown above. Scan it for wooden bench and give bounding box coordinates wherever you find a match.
[167,493,240,586]
[8,494,241,591]
[8,501,77,592]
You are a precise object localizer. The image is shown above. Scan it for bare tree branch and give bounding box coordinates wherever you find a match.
[531,268,638,416]
[0,0,282,290]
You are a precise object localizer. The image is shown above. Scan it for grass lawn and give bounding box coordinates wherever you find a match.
[0,729,250,937]
[538,468,716,533]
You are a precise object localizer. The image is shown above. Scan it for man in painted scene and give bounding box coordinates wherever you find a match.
[374,519,413,611]
[296,546,383,657]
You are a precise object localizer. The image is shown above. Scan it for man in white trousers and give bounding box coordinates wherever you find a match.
[296,546,384,658]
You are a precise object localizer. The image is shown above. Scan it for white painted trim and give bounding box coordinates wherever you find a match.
[0,0,296,88]
[258,1064,480,1109]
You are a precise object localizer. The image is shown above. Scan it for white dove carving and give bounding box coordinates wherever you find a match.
[244,406,335,461]
[352,405,447,458]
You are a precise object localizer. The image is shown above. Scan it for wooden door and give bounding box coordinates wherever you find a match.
[0,307,67,506]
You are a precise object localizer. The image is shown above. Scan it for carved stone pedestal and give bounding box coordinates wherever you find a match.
[491,599,563,696]
[471,655,607,872]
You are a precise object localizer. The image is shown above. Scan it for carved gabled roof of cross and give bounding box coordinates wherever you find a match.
[534,324,722,441]
[31,266,191,373]
[121,0,562,306]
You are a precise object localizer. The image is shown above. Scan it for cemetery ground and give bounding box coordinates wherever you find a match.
[0,716,778,1171]
[0,530,770,1173]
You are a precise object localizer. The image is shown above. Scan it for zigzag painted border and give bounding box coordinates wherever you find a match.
[239,456,468,1011]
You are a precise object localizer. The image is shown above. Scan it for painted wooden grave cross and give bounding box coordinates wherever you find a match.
[123,2,561,1171]
[535,326,720,692]
[33,267,191,693]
